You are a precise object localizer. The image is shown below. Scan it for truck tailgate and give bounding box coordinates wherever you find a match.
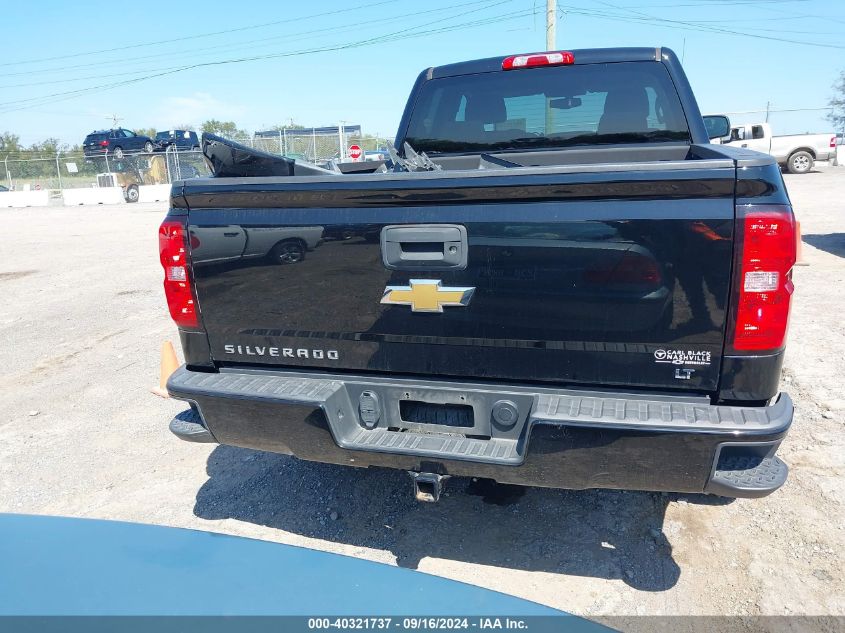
[184,163,735,393]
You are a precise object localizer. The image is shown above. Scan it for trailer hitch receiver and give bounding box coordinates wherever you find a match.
[409,471,449,503]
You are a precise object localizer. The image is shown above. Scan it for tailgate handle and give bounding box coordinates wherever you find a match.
[381,224,468,270]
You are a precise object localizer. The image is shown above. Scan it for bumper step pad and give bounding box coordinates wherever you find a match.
[169,408,215,443]
[347,427,520,463]
[533,392,789,433]
[705,454,788,498]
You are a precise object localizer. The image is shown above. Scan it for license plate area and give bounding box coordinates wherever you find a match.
[390,388,491,437]
[342,383,534,443]
[399,400,475,429]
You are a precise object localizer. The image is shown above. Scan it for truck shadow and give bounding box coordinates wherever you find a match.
[802,233,845,259]
[191,445,724,592]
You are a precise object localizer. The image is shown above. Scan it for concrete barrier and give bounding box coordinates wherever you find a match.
[0,190,50,208]
[62,187,124,206]
[138,184,172,203]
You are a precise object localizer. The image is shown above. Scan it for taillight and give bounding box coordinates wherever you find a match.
[159,219,199,328]
[502,51,574,70]
[99,140,109,147]
[831,136,836,149]
[728,206,796,353]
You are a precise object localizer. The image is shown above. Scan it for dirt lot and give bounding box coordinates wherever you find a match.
[1,168,843,623]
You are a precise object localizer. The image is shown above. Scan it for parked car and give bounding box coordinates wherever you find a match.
[83,129,156,159]
[155,129,200,150]
[713,120,836,174]
[96,153,175,202]
[189,225,324,265]
[161,47,796,503]
[0,184,8,192]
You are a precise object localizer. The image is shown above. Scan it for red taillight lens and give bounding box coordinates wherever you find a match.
[159,219,199,328]
[502,51,574,70]
[728,206,796,352]
[99,140,109,147]
[831,136,836,149]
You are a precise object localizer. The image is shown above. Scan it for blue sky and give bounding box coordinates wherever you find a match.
[1,0,843,147]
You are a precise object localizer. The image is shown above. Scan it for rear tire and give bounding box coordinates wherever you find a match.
[787,150,813,174]
[113,146,124,160]
[125,185,139,203]
[143,141,154,153]
[270,239,306,264]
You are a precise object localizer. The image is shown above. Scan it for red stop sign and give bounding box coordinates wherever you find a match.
[348,145,362,160]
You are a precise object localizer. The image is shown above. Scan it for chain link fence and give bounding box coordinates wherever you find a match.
[3,148,209,193]
[242,125,389,164]
[2,126,391,196]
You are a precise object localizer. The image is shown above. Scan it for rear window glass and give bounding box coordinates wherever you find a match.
[404,61,690,154]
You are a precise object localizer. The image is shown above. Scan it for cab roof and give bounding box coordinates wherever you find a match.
[427,47,667,80]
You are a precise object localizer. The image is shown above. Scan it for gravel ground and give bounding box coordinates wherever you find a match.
[0,168,843,625]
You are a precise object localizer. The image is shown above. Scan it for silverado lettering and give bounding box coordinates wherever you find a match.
[223,345,339,359]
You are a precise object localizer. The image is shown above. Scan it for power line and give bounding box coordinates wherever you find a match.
[0,0,396,67]
[604,0,815,6]
[560,3,845,50]
[0,64,185,89]
[755,1,845,26]
[0,3,512,108]
[0,4,533,114]
[0,0,507,86]
[720,106,833,114]
[0,0,509,79]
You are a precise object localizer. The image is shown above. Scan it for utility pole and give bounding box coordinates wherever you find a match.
[107,113,122,129]
[546,0,556,51]
[765,101,771,123]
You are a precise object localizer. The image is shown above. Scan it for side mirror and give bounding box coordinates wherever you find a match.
[703,115,731,141]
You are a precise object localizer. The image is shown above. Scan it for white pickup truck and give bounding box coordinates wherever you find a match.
[720,122,836,174]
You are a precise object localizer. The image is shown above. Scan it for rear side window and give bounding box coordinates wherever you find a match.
[405,61,690,153]
[752,125,765,139]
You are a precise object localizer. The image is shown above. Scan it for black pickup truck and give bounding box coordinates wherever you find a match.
[160,48,796,502]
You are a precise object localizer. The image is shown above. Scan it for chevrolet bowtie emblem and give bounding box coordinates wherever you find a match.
[381,279,475,313]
